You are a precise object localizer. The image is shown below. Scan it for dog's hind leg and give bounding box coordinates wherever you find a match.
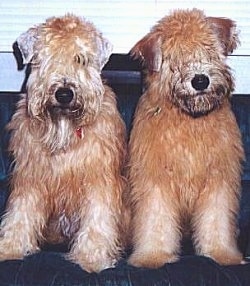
[0,188,46,260]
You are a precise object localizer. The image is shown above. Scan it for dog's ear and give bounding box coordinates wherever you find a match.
[207,17,240,55]
[16,26,40,64]
[130,32,162,72]
[96,36,113,70]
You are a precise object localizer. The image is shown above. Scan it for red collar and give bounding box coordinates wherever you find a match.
[76,127,83,139]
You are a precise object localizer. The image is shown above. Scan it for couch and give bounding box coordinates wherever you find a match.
[0,54,250,286]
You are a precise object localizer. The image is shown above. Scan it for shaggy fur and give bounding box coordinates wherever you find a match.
[0,14,128,273]
[127,9,244,268]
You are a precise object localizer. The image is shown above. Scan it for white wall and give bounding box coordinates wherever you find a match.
[1,0,249,54]
[0,0,249,93]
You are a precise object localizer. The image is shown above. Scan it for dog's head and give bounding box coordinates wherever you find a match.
[131,9,239,116]
[16,14,112,125]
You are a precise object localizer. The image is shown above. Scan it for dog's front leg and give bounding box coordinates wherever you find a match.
[128,184,181,268]
[193,180,243,265]
[0,189,46,260]
[68,181,123,273]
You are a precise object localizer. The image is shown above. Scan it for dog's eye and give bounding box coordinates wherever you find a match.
[30,53,40,67]
[74,54,87,66]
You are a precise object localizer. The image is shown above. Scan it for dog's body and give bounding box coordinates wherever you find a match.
[127,9,244,268]
[0,15,127,273]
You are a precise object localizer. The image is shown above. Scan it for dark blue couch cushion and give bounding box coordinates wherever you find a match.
[0,253,249,286]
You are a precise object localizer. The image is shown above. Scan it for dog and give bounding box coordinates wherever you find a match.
[0,14,128,273]
[127,9,245,268]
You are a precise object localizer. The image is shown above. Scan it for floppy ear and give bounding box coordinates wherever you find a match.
[207,17,240,55]
[96,36,113,70]
[16,26,40,64]
[130,32,162,72]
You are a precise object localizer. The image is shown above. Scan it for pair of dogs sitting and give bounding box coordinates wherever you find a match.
[0,9,244,272]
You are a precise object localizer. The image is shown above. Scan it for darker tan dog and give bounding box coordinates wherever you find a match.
[127,9,244,268]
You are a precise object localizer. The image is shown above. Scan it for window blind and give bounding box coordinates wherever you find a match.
[0,0,249,55]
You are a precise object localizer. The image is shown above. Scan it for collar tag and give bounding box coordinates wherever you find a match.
[153,106,161,116]
[76,127,83,139]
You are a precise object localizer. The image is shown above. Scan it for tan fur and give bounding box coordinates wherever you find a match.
[127,9,244,268]
[0,15,128,273]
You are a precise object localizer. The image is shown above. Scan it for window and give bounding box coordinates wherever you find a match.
[0,0,249,92]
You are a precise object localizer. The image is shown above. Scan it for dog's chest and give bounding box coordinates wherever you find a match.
[160,114,221,189]
[46,149,87,203]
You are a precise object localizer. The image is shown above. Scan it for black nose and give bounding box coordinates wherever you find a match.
[191,74,210,91]
[55,88,74,104]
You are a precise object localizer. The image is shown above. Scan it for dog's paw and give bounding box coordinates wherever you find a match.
[67,251,118,273]
[128,251,178,268]
[0,238,39,261]
[0,244,24,261]
[206,250,243,265]
[0,250,24,261]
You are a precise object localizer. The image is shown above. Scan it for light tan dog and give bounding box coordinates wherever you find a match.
[0,14,128,273]
[127,9,244,268]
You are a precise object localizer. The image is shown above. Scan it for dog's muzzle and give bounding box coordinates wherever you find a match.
[47,87,83,120]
